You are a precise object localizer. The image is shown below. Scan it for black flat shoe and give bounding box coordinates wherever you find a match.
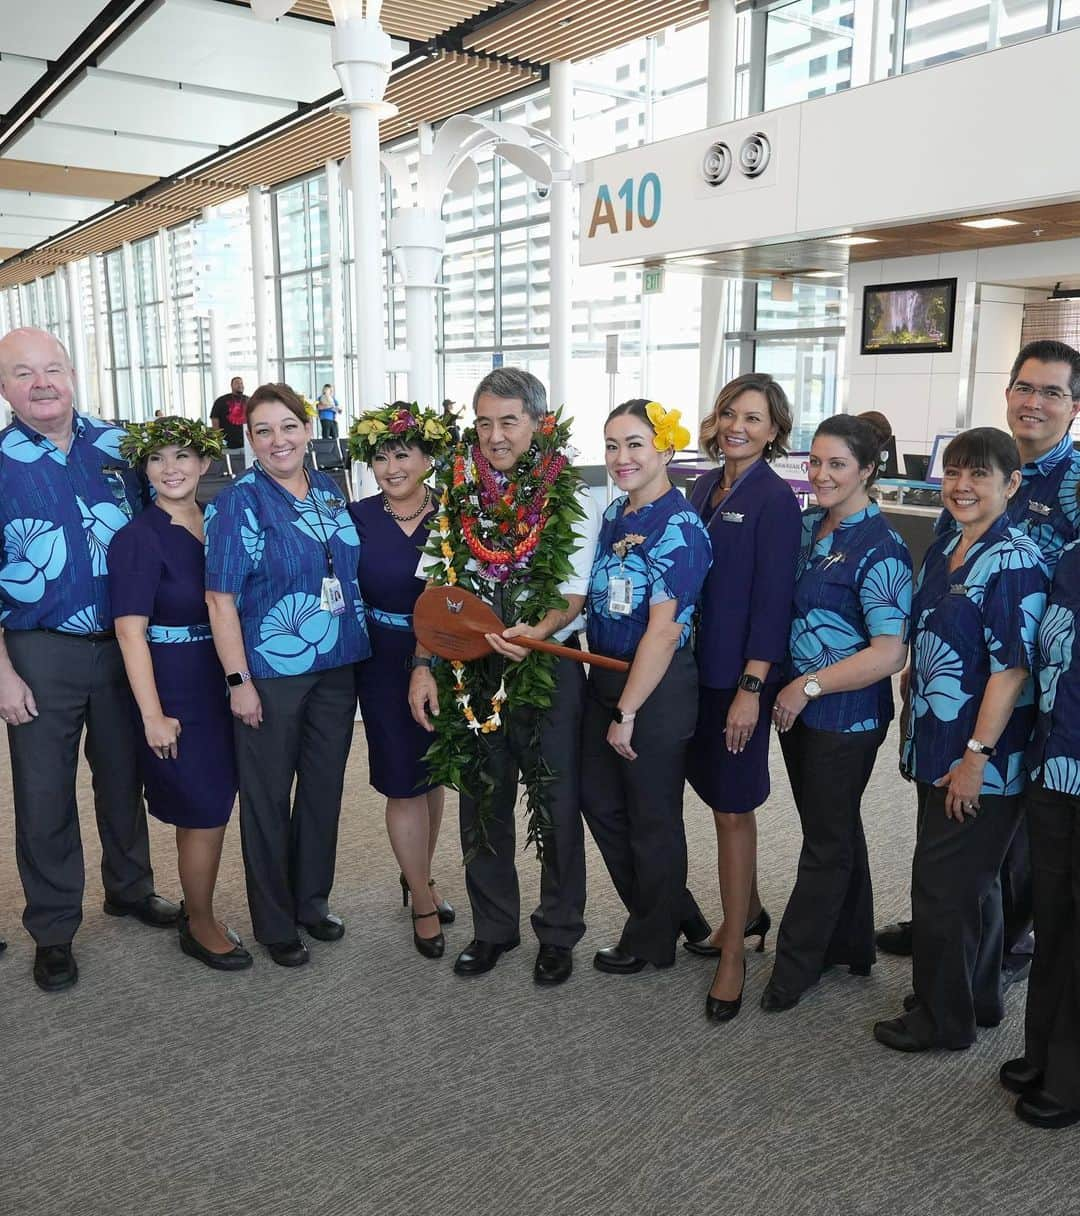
[179,923,253,972]
[593,945,648,974]
[453,937,519,976]
[534,944,573,986]
[1000,1057,1044,1095]
[33,943,78,993]
[399,874,455,924]
[875,920,912,956]
[705,959,745,1023]
[300,914,345,942]
[412,909,445,959]
[871,1015,959,1053]
[103,891,180,927]
[759,982,799,1013]
[683,907,772,957]
[267,939,309,967]
[1015,1089,1080,1129]
[177,902,242,947]
[0,938,6,954]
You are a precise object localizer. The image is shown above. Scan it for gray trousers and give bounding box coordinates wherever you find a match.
[234,664,356,944]
[457,650,587,949]
[909,781,1023,1048]
[5,630,153,946]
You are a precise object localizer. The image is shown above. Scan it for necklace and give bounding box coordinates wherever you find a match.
[383,486,431,522]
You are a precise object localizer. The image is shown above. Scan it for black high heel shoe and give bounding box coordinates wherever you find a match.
[400,873,455,925]
[412,909,445,959]
[705,958,746,1023]
[684,907,772,957]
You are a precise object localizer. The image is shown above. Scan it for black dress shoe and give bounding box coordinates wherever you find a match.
[267,939,309,967]
[534,944,573,986]
[411,909,445,959]
[593,945,648,974]
[103,892,180,927]
[902,991,1000,1028]
[684,907,772,958]
[705,960,745,1023]
[177,902,242,947]
[1000,1057,1044,1095]
[759,982,799,1013]
[453,938,519,976]
[875,920,913,956]
[1002,957,1032,985]
[0,938,6,954]
[300,914,345,942]
[179,922,253,972]
[679,910,712,945]
[1015,1089,1080,1129]
[399,874,455,924]
[33,944,78,992]
[872,1015,949,1053]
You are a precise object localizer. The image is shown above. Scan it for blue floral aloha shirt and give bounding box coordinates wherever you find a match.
[1027,539,1080,794]
[0,411,144,633]
[205,464,370,680]
[586,487,711,660]
[902,513,1048,797]
[786,502,912,734]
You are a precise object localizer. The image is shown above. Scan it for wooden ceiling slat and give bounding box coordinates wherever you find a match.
[234,0,497,42]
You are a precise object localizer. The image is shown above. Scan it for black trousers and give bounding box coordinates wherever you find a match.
[1001,816,1034,959]
[320,418,339,441]
[1024,783,1080,1109]
[908,781,1023,1048]
[457,651,587,949]
[581,646,702,966]
[234,664,356,944]
[5,631,153,946]
[770,719,885,997]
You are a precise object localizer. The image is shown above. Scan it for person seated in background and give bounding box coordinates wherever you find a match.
[109,416,251,972]
[875,427,1047,1054]
[764,414,911,1015]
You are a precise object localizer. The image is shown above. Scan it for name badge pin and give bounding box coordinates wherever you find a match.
[1029,501,1052,517]
[721,511,744,523]
[821,552,846,570]
[949,584,969,595]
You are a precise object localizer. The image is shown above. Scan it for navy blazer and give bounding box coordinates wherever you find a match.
[690,459,802,689]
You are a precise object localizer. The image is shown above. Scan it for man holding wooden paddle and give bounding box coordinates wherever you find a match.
[408,368,601,986]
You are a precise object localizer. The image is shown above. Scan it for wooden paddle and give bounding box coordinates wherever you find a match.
[413,586,630,672]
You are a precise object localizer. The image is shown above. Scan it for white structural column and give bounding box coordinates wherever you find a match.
[333,12,398,413]
[698,0,737,417]
[157,228,182,413]
[247,185,272,386]
[549,60,574,411]
[324,160,349,413]
[202,205,229,412]
[65,263,92,412]
[88,254,113,417]
[851,0,893,86]
[120,242,144,419]
[0,288,9,335]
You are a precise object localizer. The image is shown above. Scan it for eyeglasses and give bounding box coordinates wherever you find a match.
[1009,381,1076,404]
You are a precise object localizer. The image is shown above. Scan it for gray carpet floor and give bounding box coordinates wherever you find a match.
[1,708,1078,1216]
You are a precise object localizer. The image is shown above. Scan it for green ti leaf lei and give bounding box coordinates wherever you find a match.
[419,409,586,863]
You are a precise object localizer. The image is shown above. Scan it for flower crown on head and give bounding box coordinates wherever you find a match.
[348,402,454,464]
[118,416,225,466]
[645,401,691,453]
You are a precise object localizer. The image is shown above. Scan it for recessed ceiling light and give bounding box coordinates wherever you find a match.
[827,236,880,246]
[960,217,1022,229]
[805,270,844,278]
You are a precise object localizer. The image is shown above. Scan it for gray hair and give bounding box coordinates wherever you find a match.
[472,367,548,423]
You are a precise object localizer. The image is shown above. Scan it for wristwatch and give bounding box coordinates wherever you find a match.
[966,737,996,757]
[407,655,435,671]
[738,674,764,694]
[612,706,637,724]
[803,675,823,699]
[226,670,251,688]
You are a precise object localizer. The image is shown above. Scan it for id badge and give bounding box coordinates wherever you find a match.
[608,576,633,616]
[321,576,347,616]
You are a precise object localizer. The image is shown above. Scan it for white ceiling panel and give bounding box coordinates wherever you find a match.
[7,119,219,177]
[0,53,47,112]
[0,231,41,250]
[102,0,342,103]
[0,214,74,238]
[47,68,297,147]
[0,0,107,60]
[0,190,105,223]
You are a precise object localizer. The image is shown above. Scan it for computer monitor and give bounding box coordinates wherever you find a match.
[877,435,900,480]
[904,454,930,482]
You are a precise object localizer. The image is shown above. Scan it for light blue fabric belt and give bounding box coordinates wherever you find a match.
[364,606,413,632]
[146,623,213,644]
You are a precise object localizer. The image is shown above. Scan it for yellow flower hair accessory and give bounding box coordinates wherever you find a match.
[645,401,691,453]
[348,402,453,464]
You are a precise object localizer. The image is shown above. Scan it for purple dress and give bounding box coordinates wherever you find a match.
[350,495,437,799]
[107,504,237,828]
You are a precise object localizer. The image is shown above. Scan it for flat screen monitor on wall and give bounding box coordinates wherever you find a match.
[861,278,957,355]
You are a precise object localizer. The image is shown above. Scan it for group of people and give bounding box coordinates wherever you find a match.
[1,324,1078,1134]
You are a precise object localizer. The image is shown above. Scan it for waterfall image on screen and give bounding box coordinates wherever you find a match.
[861,278,957,355]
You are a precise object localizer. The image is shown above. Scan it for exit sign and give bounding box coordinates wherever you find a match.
[642,266,665,295]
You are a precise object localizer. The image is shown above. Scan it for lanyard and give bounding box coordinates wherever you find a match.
[257,464,341,577]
